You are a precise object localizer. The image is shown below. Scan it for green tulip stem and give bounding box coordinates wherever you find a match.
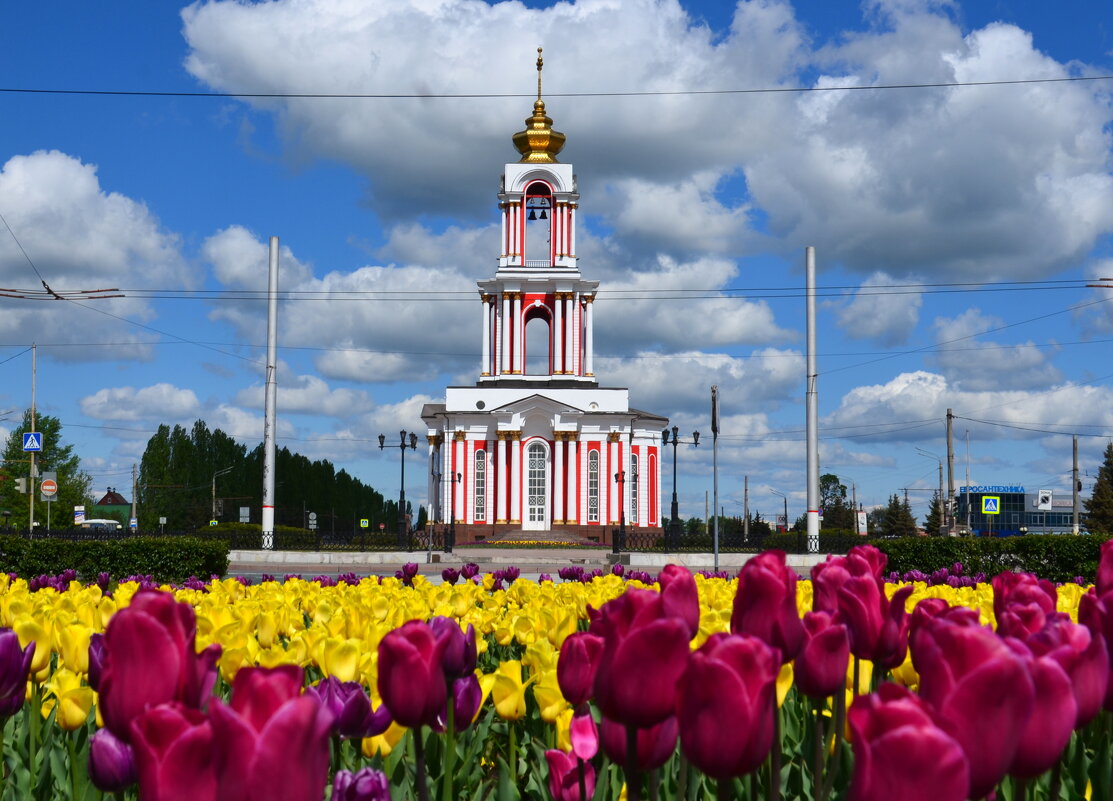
[648,768,659,801]
[66,731,80,801]
[626,724,642,801]
[577,758,588,801]
[413,727,431,801]
[821,690,846,801]
[443,696,456,801]
[28,683,40,796]
[768,703,782,801]
[812,700,826,801]
[509,722,517,784]
[677,755,688,801]
[1048,752,1062,801]
[716,777,732,801]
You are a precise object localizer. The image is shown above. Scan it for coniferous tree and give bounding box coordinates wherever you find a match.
[1085,442,1113,534]
[924,492,944,536]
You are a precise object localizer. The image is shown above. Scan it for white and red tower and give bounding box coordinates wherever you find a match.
[422,51,666,542]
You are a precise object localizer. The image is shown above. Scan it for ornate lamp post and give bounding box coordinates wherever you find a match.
[613,470,626,554]
[770,489,788,535]
[380,431,417,549]
[448,471,461,553]
[660,426,699,549]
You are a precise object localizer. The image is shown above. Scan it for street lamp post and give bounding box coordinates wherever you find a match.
[380,431,418,549]
[613,470,626,554]
[448,471,461,554]
[660,426,699,550]
[211,467,233,522]
[916,447,947,535]
[770,489,788,534]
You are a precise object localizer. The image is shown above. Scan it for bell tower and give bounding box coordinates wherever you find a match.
[477,48,599,383]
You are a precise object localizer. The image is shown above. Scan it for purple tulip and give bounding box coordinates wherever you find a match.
[546,749,596,801]
[838,580,914,669]
[460,562,480,580]
[88,728,137,793]
[86,632,106,693]
[600,715,677,770]
[130,703,217,801]
[437,674,482,732]
[441,568,460,585]
[794,611,850,699]
[330,767,391,801]
[1097,540,1113,596]
[1006,641,1076,778]
[848,684,969,801]
[0,628,35,718]
[732,550,803,659]
[659,564,700,639]
[307,676,385,739]
[429,616,477,679]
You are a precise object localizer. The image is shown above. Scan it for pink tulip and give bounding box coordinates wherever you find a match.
[1096,539,1113,596]
[545,749,596,801]
[731,550,804,659]
[992,572,1057,633]
[677,633,779,780]
[209,665,333,801]
[1026,613,1108,728]
[591,589,691,728]
[570,711,599,761]
[846,545,888,582]
[100,591,221,743]
[911,615,1035,798]
[848,684,968,801]
[377,620,449,729]
[658,564,700,638]
[1004,641,1076,778]
[557,632,604,707]
[794,611,850,699]
[811,555,851,614]
[599,715,678,771]
[838,580,914,668]
[130,703,218,801]
[1076,591,1113,713]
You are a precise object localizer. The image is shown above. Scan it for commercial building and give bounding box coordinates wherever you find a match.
[955,485,1082,536]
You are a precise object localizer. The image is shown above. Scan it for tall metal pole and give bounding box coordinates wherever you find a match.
[1073,434,1080,535]
[946,408,956,535]
[29,343,36,537]
[262,236,280,550]
[711,385,720,571]
[131,463,138,530]
[743,475,749,542]
[805,247,820,553]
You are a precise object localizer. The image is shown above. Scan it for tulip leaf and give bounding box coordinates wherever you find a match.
[495,757,519,801]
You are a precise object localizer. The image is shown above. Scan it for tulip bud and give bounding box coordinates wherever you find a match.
[600,715,677,770]
[330,767,391,801]
[88,728,137,793]
[429,617,476,679]
[794,611,849,699]
[658,564,700,638]
[87,632,106,692]
[545,749,596,801]
[557,633,604,708]
[377,621,448,729]
[0,629,35,718]
[732,551,803,659]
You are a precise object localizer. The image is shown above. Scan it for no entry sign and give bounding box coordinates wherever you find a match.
[40,478,58,497]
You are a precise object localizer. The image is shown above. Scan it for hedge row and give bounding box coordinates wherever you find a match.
[0,536,229,583]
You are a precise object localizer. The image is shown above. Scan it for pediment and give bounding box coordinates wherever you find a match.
[489,393,585,416]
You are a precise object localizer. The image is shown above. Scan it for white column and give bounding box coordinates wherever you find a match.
[567,435,578,524]
[427,436,437,523]
[500,204,508,258]
[584,297,594,376]
[569,204,576,259]
[553,293,564,374]
[512,293,523,373]
[554,434,565,524]
[510,434,521,524]
[608,437,619,524]
[496,434,508,523]
[501,293,511,374]
[566,293,575,375]
[481,296,491,376]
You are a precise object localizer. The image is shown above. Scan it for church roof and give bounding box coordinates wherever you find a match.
[511,48,565,164]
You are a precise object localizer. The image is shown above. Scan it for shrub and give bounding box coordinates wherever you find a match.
[0,535,229,583]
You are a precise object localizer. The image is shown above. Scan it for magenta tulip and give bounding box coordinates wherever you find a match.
[545,749,596,801]
[130,704,218,801]
[330,768,391,801]
[811,555,851,614]
[436,674,481,733]
[209,665,333,801]
[88,728,137,793]
[307,675,387,739]
[1006,641,1076,778]
[428,616,477,679]
[677,633,779,780]
[0,628,35,718]
[557,632,604,708]
[658,564,700,638]
[1096,539,1113,596]
[731,550,804,659]
[993,572,1057,637]
[911,615,1035,798]
[377,620,449,729]
[848,684,969,801]
[591,589,691,728]
[846,544,888,582]
[599,715,678,771]
[838,581,913,668]
[570,711,600,761]
[795,611,850,699]
[100,591,221,743]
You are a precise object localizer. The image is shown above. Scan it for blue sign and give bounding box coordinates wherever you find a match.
[982,496,1000,515]
[961,485,1024,494]
[22,432,43,452]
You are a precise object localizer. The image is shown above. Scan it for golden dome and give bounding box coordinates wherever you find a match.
[512,48,565,163]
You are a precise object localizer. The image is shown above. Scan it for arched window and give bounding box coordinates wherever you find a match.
[588,450,600,523]
[630,453,639,524]
[524,312,551,375]
[474,450,486,522]
[524,182,552,266]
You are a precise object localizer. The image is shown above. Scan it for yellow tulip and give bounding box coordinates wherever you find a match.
[490,660,529,721]
[320,638,361,683]
[776,661,794,708]
[58,623,92,675]
[42,668,95,731]
[363,721,408,757]
[531,671,569,723]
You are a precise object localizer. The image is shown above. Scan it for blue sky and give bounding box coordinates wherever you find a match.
[1,0,1112,527]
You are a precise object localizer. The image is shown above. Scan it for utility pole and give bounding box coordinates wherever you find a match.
[29,343,36,537]
[711,385,720,571]
[131,463,138,530]
[852,482,859,534]
[262,236,280,550]
[1073,435,1080,535]
[805,247,820,554]
[946,408,955,535]
[743,475,749,542]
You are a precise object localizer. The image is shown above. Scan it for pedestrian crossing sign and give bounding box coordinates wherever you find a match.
[982,496,1000,515]
[22,432,43,452]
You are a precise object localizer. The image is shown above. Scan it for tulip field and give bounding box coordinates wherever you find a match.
[2,542,1113,801]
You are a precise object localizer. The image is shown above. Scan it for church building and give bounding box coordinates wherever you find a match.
[421,51,666,543]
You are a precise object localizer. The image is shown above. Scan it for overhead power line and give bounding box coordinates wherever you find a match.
[1,74,1110,100]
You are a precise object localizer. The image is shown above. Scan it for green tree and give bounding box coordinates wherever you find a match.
[819,473,856,531]
[0,410,92,531]
[1084,442,1113,534]
[878,493,917,538]
[924,491,944,536]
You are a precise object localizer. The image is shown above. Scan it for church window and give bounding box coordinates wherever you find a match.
[630,453,639,524]
[524,182,552,266]
[474,450,486,522]
[588,450,600,522]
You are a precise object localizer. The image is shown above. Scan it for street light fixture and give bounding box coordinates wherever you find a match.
[770,489,788,533]
[211,467,233,521]
[448,471,461,553]
[916,447,947,535]
[614,470,626,553]
[661,426,699,550]
[380,431,418,549]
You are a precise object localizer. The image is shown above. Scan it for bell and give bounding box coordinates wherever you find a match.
[539,209,547,219]
[528,209,537,221]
